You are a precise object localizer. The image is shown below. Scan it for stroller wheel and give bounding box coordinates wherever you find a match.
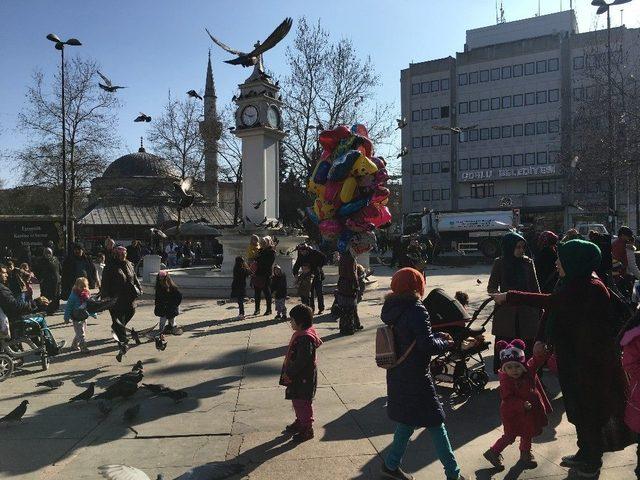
[469,370,489,391]
[453,377,472,397]
[0,354,13,382]
[41,352,49,371]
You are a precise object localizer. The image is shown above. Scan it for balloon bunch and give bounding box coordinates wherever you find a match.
[306,124,391,255]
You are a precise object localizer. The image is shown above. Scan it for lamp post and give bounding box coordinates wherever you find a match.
[591,0,632,233]
[46,33,82,254]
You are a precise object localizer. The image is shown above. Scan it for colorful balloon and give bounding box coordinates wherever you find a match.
[319,126,351,154]
[319,219,343,238]
[346,218,375,233]
[371,186,390,204]
[351,124,369,138]
[328,150,360,182]
[306,206,319,224]
[351,154,378,177]
[323,180,343,203]
[339,177,358,203]
[337,196,369,217]
[312,160,331,185]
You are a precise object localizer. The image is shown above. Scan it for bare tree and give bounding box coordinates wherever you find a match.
[280,18,395,181]
[16,57,120,222]
[217,104,242,225]
[147,92,205,180]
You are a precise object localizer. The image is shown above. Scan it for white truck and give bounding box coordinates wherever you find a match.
[402,209,519,258]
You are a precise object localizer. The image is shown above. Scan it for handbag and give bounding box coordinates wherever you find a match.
[71,306,89,322]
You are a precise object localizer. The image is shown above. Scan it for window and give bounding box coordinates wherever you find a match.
[502,96,512,108]
[471,182,494,198]
[537,152,547,164]
[458,73,468,85]
[491,97,500,110]
[480,98,490,111]
[422,136,431,148]
[470,157,479,169]
[549,150,560,163]
[441,106,449,118]
[491,155,501,168]
[411,110,421,122]
[432,162,441,173]
[412,164,421,175]
[442,189,450,200]
[525,123,536,136]
[480,70,490,82]
[536,60,547,74]
[527,181,536,195]
[441,161,450,172]
[502,154,513,167]
[524,62,535,75]
[441,78,450,90]
[441,133,450,145]
[412,137,421,148]
[481,156,490,169]
[413,190,421,202]
[548,58,559,71]
[502,125,512,138]
[513,64,523,77]
[536,91,547,104]
[422,190,430,201]
[422,109,430,120]
[525,152,536,165]
[431,107,440,119]
[431,79,440,92]
[431,135,441,146]
[513,154,523,166]
[468,100,478,113]
[573,87,584,101]
[548,119,560,133]
[491,126,501,140]
[536,121,547,134]
[513,124,524,136]
[421,82,430,93]
[502,65,512,79]
[491,68,500,81]
[480,128,490,140]
[460,158,468,170]
[468,129,479,141]
[422,163,431,174]
[525,92,536,105]
[549,89,560,102]
[469,71,478,84]
[432,189,441,200]
[513,94,524,107]
[411,83,420,95]
[574,56,585,69]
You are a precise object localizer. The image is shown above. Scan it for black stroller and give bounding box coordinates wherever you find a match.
[424,289,493,396]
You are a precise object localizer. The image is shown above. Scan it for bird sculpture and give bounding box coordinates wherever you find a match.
[186,90,203,100]
[134,113,152,123]
[97,71,127,92]
[98,462,244,480]
[68,382,95,403]
[252,199,266,209]
[395,118,407,130]
[0,400,29,423]
[36,379,64,390]
[206,18,292,68]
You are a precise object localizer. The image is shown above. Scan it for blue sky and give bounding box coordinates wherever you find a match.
[1,0,638,185]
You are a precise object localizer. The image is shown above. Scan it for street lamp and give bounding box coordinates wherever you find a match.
[591,0,632,233]
[46,33,82,254]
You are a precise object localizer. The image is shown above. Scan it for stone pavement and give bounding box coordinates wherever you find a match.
[0,264,637,479]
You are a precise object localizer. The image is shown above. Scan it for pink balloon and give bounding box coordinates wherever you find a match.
[372,186,390,204]
[364,204,392,228]
[346,218,374,233]
[319,219,343,238]
[323,180,343,202]
[374,169,389,185]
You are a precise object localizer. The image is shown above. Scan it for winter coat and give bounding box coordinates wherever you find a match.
[337,251,358,299]
[0,283,36,324]
[231,265,250,298]
[381,294,449,428]
[534,247,559,294]
[254,248,275,288]
[296,272,314,298]
[293,250,327,276]
[621,325,640,433]
[154,286,182,319]
[508,276,632,452]
[271,274,288,299]
[64,289,94,322]
[61,254,97,299]
[488,256,541,338]
[280,329,322,401]
[101,259,141,312]
[499,354,552,438]
[35,255,61,302]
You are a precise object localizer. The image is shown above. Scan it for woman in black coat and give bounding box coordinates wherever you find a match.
[534,231,559,294]
[380,268,464,480]
[154,271,183,335]
[253,237,275,316]
[61,244,97,299]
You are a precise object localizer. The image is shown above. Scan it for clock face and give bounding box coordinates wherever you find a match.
[267,106,280,128]
[241,105,258,127]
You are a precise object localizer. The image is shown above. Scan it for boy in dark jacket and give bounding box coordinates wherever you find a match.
[279,304,323,443]
[271,265,288,319]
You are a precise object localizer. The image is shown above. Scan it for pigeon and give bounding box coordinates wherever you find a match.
[96,381,138,400]
[98,464,159,480]
[0,400,29,423]
[97,400,113,417]
[142,383,166,394]
[186,90,203,100]
[118,370,144,385]
[123,404,141,423]
[397,147,409,159]
[155,335,167,351]
[395,118,407,130]
[134,113,152,123]
[476,279,482,285]
[130,328,141,345]
[36,379,64,390]
[252,199,267,209]
[98,462,244,480]
[244,215,253,225]
[131,361,143,372]
[97,71,127,92]
[173,177,194,209]
[69,383,95,403]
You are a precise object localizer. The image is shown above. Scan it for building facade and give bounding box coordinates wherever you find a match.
[401,10,639,231]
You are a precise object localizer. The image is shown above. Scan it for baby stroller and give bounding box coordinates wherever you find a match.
[424,289,493,397]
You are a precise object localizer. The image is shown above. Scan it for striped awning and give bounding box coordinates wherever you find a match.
[78,203,234,227]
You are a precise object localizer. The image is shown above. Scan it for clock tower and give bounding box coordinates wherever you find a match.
[233,65,285,228]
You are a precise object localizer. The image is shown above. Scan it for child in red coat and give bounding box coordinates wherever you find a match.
[620,313,640,479]
[484,339,551,470]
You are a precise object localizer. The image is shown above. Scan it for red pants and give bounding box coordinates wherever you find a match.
[292,399,314,428]
[491,433,532,453]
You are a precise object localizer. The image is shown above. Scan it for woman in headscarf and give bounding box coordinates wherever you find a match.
[493,240,632,478]
[253,236,275,316]
[534,231,559,294]
[487,232,541,372]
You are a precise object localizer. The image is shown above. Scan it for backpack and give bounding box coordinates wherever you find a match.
[375,325,416,369]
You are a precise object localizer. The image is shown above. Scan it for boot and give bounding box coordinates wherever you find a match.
[380,464,414,480]
[284,419,300,434]
[171,326,183,336]
[483,448,504,470]
[518,451,537,469]
[292,426,314,442]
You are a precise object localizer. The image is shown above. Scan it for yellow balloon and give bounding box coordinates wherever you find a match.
[351,154,378,177]
[340,177,358,203]
[314,198,336,220]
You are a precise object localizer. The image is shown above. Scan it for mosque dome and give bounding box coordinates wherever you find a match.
[102,145,178,179]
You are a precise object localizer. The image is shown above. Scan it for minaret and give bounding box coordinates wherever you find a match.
[200,50,221,205]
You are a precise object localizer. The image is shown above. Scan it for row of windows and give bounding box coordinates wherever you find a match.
[411,78,450,95]
[458,120,560,143]
[573,51,622,70]
[412,188,451,202]
[458,89,559,114]
[457,58,559,86]
[411,134,451,149]
[573,86,598,101]
[459,150,560,171]
[466,180,562,199]
[411,161,451,175]
[410,106,450,122]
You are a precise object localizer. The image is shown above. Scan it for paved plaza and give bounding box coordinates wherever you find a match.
[1,265,638,479]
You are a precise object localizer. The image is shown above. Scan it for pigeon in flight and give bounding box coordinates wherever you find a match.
[98,462,244,480]
[123,404,141,423]
[432,124,478,134]
[395,118,407,130]
[396,147,409,159]
[206,18,292,67]
[476,279,482,285]
[173,177,195,209]
[97,71,127,92]
[0,400,29,423]
[186,90,203,100]
[131,361,143,372]
[69,382,95,403]
[252,199,266,209]
[36,379,64,390]
[134,113,152,123]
